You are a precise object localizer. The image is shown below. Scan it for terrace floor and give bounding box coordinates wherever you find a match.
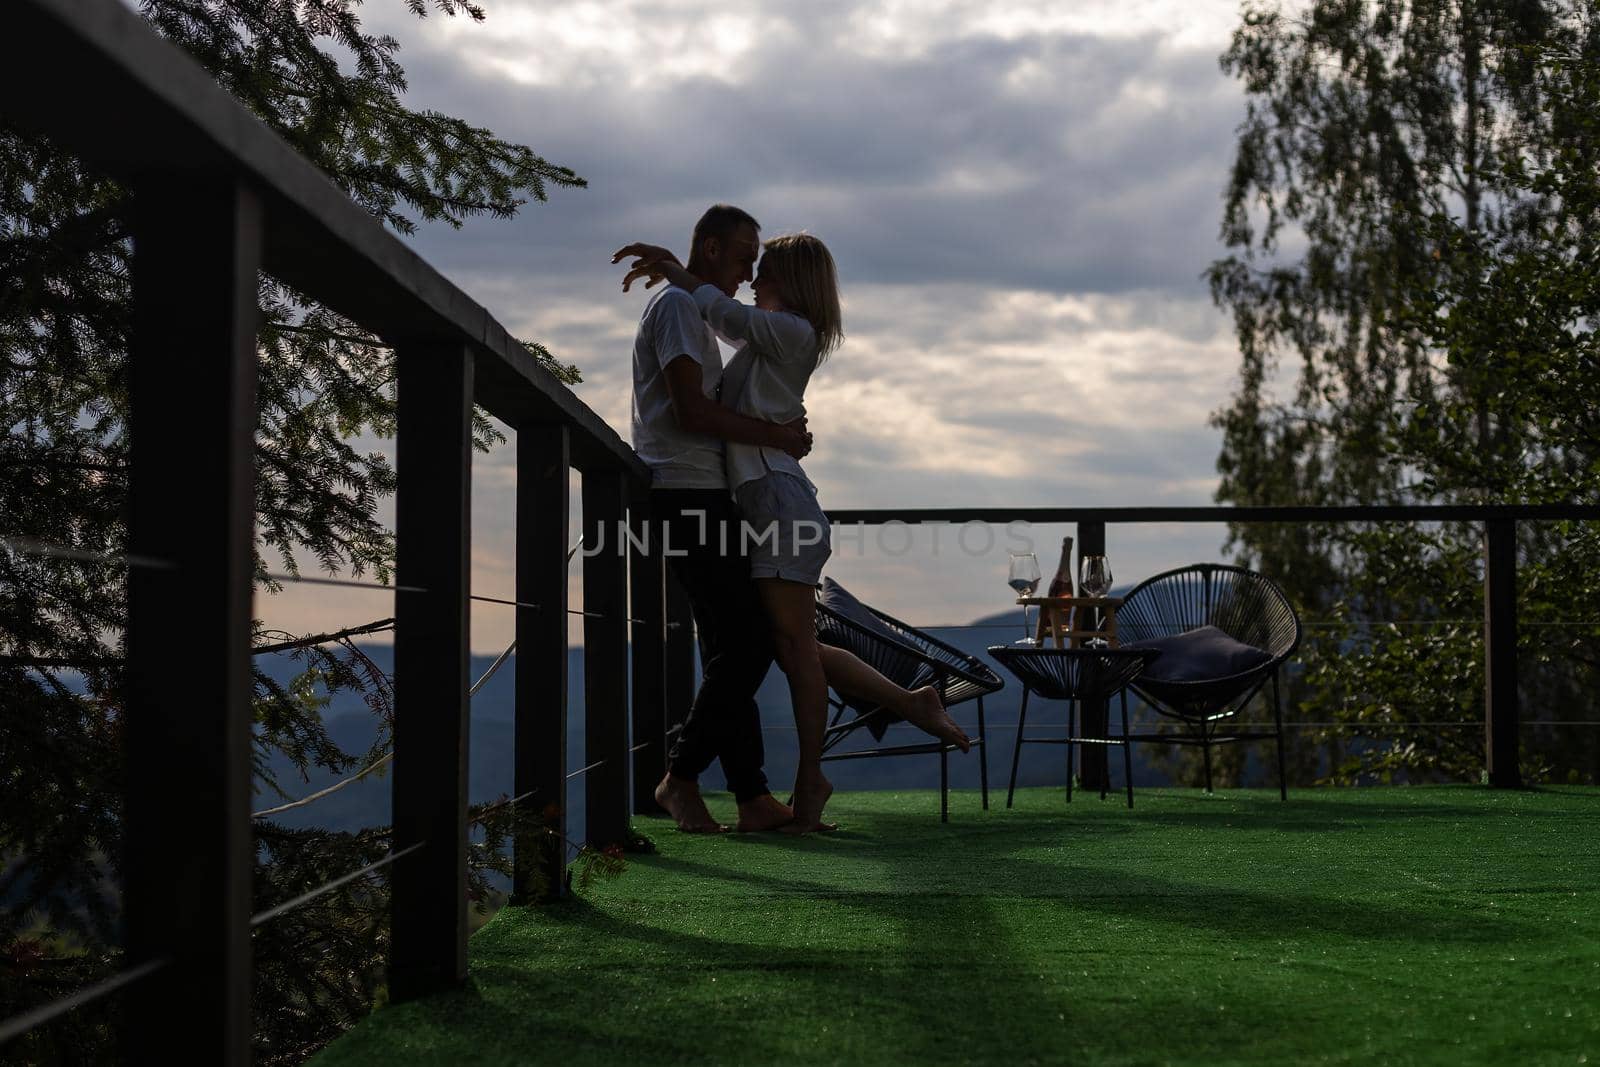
[311,786,1600,1066]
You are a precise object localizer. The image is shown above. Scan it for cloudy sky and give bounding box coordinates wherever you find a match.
[260,0,1261,652]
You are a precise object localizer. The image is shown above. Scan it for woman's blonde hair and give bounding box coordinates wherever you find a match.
[760,233,843,359]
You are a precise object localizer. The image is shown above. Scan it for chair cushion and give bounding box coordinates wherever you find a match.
[1123,625,1272,682]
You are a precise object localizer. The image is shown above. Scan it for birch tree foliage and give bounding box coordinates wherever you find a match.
[1208,0,1600,783]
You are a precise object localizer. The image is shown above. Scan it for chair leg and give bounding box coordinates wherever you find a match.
[1066,698,1075,804]
[977,695,990,811]
[821,697,847,755]
[1120,689,1134,810]
[940,745,949,823]
[1007,688,1030,809]
[1099,696,1108,802]
[1273,669,1288,801]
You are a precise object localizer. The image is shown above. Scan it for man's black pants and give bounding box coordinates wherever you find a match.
[650,488,773,802]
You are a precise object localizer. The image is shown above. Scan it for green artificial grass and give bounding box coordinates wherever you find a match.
[311,787,1600,1066]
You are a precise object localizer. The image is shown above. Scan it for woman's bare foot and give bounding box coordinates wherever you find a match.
[781,770,836,834]
[654,774,728,833]
[735,793,794,832]
[900,686,971,753]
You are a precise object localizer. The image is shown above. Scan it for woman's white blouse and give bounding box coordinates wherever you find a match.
[692,283,819,491]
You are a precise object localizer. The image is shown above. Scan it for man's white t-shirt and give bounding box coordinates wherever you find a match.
[631,286,727,489]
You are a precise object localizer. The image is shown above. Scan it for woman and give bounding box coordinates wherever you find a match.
[617,234,969,833]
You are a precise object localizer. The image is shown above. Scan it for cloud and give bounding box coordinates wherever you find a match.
[369,2,1246,295]
[377,0,1243,86]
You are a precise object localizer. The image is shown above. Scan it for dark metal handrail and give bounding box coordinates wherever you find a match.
[826,503,1600,524]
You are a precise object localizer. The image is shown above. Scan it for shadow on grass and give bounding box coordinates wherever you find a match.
[1526,785,1600,800]
[641,839,1526,950]
[1008,787,1585,830]
[379,890,1071,1065]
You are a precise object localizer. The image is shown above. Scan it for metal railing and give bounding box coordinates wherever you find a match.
[825,505,1600,787]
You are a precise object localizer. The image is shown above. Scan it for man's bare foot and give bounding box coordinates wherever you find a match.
[781,771,836,834]
[900,686,971,753]
[735,793,794,832]
[654,774,727,833]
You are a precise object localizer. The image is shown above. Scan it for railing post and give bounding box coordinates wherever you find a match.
[389,342,473,1001]
[515,425,569,901]
[583,467,631,848]
[123,176,259,1065]
[664,570,697,739]
[1484,518,1521,788]
[1076,520,1109,791]
[629,503,668,814]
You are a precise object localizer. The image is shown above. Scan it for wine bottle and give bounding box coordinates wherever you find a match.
[1046,536,1074,598]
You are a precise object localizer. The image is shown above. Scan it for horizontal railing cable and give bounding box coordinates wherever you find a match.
[470,641,517,697]
[0,535,174,571]
[565,758,608,781]
[468,788,538,825]
[0,957,169,1046]
[797,619,1600,632]
[265,572,426,594]
[565,727,682,782]
[0,656,117,669]
[252,753,393,819]
[253,618,395,655]
[758,721,1600,732]
[462,727,677,817]
[249,842,425,929]
[470,593,543,610]
[471,596,673,626]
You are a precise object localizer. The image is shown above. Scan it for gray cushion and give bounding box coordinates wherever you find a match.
[1123,625,1272,682]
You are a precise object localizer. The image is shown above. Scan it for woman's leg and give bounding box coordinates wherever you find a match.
[815,645,972,753]
[755,577,835,832]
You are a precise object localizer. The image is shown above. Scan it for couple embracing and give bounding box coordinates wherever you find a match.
[613,204,969,834]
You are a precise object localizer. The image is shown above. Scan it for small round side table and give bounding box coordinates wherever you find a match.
[987,645,1160,809]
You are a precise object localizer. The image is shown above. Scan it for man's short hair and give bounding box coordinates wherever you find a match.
[691,204,760,258]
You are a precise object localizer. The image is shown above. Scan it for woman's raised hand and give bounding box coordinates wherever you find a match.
[611,243,680,293]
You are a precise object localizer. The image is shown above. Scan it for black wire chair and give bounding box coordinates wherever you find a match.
[1118,563,1302,798]
[814,594,1003,821]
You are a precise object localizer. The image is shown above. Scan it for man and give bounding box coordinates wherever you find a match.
[619,204,807,832]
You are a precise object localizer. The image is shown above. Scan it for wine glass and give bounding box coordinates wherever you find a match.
[1079,554,1112,598]
[1079,555,1113,646]
[1007,553,1041,644]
